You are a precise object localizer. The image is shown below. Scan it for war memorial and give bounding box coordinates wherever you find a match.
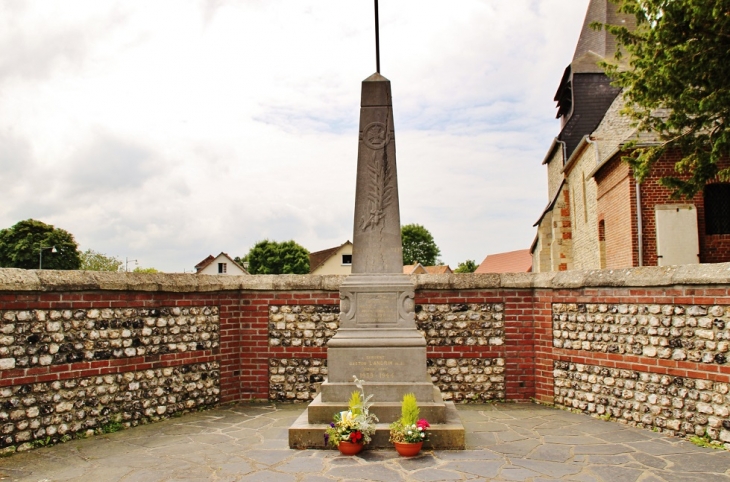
[288,70,465,448]
[2,0,730,479]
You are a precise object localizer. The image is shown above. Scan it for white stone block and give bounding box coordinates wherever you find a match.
[0,358,15,370]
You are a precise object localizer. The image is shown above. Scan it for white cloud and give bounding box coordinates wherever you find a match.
[0,0,590,271]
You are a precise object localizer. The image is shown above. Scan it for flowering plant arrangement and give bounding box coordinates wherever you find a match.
[325,376,378,447]
[389,393,430,444]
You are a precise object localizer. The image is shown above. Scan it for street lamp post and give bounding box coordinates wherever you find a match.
[125,258,138,272]
[38,244,57,269]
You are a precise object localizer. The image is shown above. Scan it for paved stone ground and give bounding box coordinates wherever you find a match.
[1,403,729,481]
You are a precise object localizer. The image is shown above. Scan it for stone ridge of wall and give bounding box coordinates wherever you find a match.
[0,269,347,293]
[2,262,730,293]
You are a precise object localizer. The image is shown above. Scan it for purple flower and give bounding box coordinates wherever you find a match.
[324,433,329,444]
[330,422,335,428]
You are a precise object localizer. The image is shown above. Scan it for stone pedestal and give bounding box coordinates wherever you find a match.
[289,272,465,448]
[312,274,446,423]
[288,73,464,449]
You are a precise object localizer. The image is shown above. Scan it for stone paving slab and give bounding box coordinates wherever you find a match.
[1,403,730,481]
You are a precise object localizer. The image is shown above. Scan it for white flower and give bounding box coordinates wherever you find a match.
[418,427,423,431]
[407,431,412,435]
[421,433,425,438]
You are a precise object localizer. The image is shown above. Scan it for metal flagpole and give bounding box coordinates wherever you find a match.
[374,0,380,73]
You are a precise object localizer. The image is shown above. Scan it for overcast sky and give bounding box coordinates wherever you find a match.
[1,0,590,272]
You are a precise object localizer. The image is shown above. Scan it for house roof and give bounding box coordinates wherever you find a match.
[309,241,352,273]
[533,179,566,227]
[403,263,427,275]
[425,265,452,274]
[541,138,565,165]
[195,252,248,274]
[475,249,532,274]
[194,255,215,271]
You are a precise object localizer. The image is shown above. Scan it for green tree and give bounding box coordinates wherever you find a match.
[80,249,123,271]
[133,266,159,273]
[401,224,441,266]
[454,259,478,273]
[0,219,81,270]
[601,0,730,198]
[245,240,309,274]
[233,255,247,268]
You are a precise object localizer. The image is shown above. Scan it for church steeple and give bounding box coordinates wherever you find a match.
[552,0,635,160]
[572,0,635,66]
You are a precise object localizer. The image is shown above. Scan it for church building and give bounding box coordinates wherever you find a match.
[531,0,730,272]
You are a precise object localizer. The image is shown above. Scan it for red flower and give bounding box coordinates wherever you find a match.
[349,431,363,443]
[416,419,430,430]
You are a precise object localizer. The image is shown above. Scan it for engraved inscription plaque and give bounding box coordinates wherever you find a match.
[356,292,396,325]
[347,355,404,381]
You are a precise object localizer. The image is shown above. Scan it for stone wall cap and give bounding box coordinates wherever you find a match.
[1,263,729,293]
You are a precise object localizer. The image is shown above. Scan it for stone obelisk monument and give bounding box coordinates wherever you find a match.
[288,1,463,448]
[321,73,438,408]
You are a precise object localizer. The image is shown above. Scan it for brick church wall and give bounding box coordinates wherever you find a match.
[595,158,637,268]
[637,153,730,265]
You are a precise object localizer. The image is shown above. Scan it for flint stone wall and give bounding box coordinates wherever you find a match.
[268,358,327,402]
[266,356,506,403]
[267,303,507,402]
[0,362,219,452]
[268,303,506,349]
[2,263,730,450]
[554,361,730,443]
[0,306,219,370]
[553,303,730,364]
[428,358,506,402]
[268,305,339,347]
[416,303,505,346]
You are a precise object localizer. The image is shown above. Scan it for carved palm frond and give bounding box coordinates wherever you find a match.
[360,150,393,231]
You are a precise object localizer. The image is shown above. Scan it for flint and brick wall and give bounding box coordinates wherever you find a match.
[1,263,730,451]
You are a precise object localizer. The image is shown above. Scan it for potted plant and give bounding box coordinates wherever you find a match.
[325,377,378,455]
[389,393,430,456]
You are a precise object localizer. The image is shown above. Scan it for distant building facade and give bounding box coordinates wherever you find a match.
[309,241,353,275]
[195,252,248,275]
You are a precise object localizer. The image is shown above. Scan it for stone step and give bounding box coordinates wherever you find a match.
[289,401,465,449]
[307,399,446,424]
[319,381,441,403]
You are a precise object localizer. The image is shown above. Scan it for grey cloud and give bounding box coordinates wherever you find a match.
[64,134,158,195]
[0,131,32,178]
[0,30,87,83]
[0,4,129,84]
[200,0,228,26]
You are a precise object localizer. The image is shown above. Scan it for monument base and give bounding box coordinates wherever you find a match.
[288,400,465,449]
[307,391,446,424]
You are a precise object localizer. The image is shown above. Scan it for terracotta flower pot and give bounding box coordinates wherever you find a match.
[337,441,364,455]
[394,441,423,457]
